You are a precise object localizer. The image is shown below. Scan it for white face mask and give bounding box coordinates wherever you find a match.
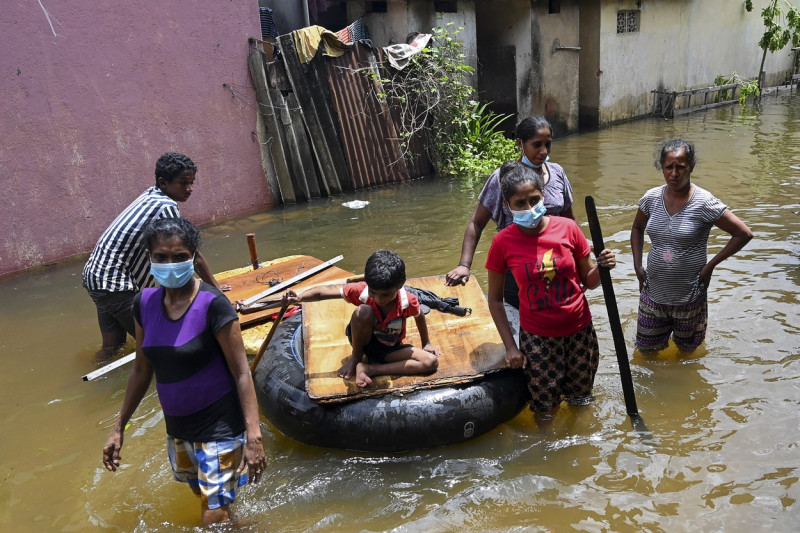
[511,199,547,228]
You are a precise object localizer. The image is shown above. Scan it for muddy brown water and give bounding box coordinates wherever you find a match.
[2,95,799,532]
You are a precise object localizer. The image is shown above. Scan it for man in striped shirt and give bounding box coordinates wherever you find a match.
[83,152,223,358]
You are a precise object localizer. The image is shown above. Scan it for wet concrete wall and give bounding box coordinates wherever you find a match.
[347,0,478,86]
[595,0,796,124]
[1,1,270,277]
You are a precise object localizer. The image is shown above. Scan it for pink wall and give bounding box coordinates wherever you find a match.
[0,1,272,277]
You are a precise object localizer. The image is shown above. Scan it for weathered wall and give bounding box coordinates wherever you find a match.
[578,0,601,128]
[529,0,581,136]
[596,0,796,124]
[476,0,580,137]
[1,1,269,277]
[476,0,530,132]
[347,0,478,83]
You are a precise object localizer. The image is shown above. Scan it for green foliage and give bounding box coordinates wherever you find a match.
[374,24,516,179]
[745,0,800,90]
[438,100,516,179]
[714,72,761,105]
[746,0,800,52]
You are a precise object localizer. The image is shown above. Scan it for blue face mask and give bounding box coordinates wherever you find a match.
[511,200,547,229]
[521,153,549,169]
[150,257,195,288]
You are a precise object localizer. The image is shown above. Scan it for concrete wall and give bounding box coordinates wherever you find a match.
[1,1,270,278]
[529,0,581,136]
[347,0,478,82]
[595,0,796,124]
[476,0,580,137]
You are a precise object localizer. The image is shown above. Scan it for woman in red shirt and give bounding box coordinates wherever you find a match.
[485,161,616,425]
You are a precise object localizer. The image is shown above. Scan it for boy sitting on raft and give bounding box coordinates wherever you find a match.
[283,250,441,388]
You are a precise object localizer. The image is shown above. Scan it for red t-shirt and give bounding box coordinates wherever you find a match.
[340,282,421,346]
[485,217,592,337]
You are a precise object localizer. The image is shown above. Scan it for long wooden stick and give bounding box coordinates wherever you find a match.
[585,196,647,431]
[250,301,290,373]
[239,255,343,308]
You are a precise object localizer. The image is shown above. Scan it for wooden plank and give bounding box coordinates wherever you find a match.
[239,255,343,307]
[249,47,296,204]
[278,34,345,195]
[222,255,352,328]
[302,276,506,403]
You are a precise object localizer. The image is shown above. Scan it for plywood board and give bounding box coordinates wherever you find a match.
[303,276,506,403]
[218,255,354,328]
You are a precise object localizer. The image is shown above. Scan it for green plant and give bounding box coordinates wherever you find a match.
[715,71,761,104]
[362,24,518,179]
[745,0,800,92]
[438,100,515,178]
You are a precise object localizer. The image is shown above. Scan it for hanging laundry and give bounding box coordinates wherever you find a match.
[383,32,432,70]
[336,26,352,45]
[259,6,278,38]
[348,18,370,42]
[292,25,347,63]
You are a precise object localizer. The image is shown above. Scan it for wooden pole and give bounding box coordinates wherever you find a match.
[585,195,648,433]
[250,301,290,373]
[247,233,260,270]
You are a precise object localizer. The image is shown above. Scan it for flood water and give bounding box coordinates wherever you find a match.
[2,94,800,532]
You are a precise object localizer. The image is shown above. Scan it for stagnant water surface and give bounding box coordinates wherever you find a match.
[2,95,799,532]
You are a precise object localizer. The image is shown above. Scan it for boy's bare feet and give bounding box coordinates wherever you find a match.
[355,362,372,388]
[337,356,358,379]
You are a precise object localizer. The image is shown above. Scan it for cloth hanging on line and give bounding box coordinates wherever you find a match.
[292,25,347,63]
[259,6,278,38]
[383,32,432,70]
[335,18,370,45]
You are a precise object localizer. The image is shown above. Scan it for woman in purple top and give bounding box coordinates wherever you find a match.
[102,218,266,527]
[445,116,576,308]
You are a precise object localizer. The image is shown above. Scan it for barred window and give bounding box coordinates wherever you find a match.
[617,10,640,33]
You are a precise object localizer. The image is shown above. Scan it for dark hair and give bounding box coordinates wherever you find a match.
[499,160,543,201]
[155,152,197,186]
[515,116,553,142]
[655,138,696,170]
[364,250,406,290]
[142,217,201,255]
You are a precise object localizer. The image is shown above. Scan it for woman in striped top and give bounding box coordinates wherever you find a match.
[630,139,752,353]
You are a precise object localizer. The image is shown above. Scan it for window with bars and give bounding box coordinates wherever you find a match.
[617,10,640,33]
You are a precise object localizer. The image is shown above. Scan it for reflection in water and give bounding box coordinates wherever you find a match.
[1,96,800,531]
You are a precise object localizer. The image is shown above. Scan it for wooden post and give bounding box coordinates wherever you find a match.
[247,233,260,270]
[249,45,296,204]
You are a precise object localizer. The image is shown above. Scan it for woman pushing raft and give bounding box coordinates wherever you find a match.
[445,116,575,308]
[485,161,616,425]
[630,138,752,353]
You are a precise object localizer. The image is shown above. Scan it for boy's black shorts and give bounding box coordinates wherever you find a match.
[345,324,412,363]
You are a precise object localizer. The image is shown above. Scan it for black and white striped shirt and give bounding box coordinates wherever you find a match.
[82,187,180,292]
[640,185,727,305]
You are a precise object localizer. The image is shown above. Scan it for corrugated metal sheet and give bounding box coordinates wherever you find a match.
[252,34,433,204]
[325,42,412,188]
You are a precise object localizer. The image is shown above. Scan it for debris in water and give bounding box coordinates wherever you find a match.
[342,200,369,209]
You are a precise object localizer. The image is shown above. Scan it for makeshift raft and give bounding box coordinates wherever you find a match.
[249,272,529,452]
